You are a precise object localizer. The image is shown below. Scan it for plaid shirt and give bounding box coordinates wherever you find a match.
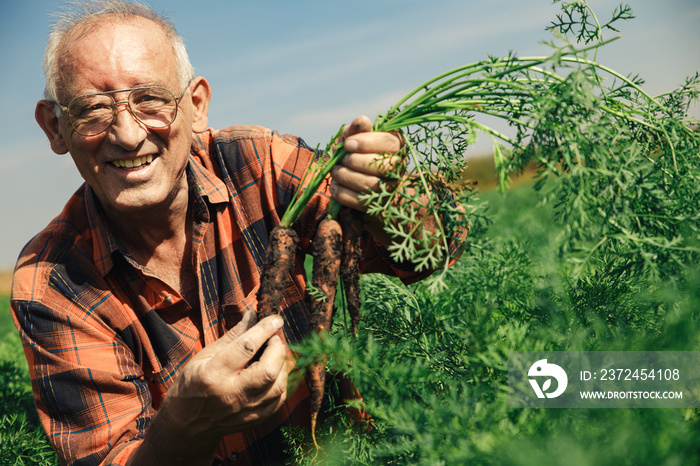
[11,126,430,466]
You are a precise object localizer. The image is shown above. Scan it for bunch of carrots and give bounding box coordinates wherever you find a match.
[256,192,364,446]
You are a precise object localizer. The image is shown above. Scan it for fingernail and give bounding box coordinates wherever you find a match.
[272,316,284,330]
[329,182,338,196]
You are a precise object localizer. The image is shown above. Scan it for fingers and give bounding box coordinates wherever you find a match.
[208,316,289,421]
[209,315,285,373]
[244,308,258,330]
[228,333,289,426]
[331,116,405,210]
[339,114,402,158]
[190,310,259,361]
[331,164,381,193]
[343,130,402,155]
[339,152,402,177]
[241,334,289,397]
[160,314,290,440]
[330,182,365,212]
[340,115,372,141]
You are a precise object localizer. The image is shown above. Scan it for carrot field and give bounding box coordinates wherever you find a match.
[2,178,699,464]
[284,182,700,465]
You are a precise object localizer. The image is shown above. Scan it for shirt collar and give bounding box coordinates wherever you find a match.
[187,153,229,207]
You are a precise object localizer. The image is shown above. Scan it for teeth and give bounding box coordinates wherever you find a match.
[112,155,154,169]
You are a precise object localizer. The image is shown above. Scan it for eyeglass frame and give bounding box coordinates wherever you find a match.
[53,80,193,137]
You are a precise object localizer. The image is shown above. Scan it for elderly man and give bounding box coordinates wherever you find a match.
[12,1,452,465]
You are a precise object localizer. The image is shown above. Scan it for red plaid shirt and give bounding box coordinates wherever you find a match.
[11,126,431,465]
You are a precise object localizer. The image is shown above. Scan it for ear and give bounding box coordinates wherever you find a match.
[35,100,69,154]
[189,77,211,133]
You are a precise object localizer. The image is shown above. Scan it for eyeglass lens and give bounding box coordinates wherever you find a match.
[67,87,178,136]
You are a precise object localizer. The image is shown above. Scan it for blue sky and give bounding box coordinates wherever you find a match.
[0,0,698,269]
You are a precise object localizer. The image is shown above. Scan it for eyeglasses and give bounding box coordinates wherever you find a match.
[56,82,191,136]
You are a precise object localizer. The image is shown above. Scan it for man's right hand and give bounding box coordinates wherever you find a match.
[127,312,289,466]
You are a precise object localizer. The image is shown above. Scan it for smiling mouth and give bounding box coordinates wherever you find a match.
[110,155,154,169]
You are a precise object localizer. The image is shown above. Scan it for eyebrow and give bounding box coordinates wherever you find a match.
[71,83,168,97]
[131,82,168,88]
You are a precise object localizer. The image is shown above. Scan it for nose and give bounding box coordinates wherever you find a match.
[112,100,140,125]
[108,100,147,149]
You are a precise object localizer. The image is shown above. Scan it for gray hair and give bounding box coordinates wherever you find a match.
[43,0,195,103]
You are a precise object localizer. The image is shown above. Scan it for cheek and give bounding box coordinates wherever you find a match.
[155,120,193,160]
[66,134,106,173]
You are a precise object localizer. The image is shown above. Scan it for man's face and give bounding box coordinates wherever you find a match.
[55,17,195,217]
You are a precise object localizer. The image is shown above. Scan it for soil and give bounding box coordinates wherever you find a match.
[310,219,343,331]
[339,208,363,334]
[256,226,299,319]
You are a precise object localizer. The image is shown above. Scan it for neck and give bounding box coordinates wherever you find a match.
[103,186,192,273]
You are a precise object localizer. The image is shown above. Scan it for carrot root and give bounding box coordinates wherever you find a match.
[307,217,343,447]
[257,225,299,319]
[310,412,319,449]
[338,208,364,335]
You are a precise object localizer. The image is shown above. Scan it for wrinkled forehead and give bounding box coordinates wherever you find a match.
[56,16,177,98]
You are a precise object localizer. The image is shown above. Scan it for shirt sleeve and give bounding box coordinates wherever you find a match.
[11,296,152,466]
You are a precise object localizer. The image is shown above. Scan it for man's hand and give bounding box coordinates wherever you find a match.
[166,312,288,436]
[330,115,404,212]
[128,313,289,466]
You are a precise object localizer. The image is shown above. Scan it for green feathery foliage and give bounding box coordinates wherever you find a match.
[287,1,700,464]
